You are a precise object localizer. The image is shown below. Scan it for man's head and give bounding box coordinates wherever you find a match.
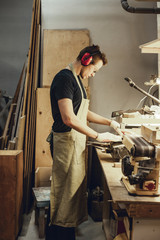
[77,44,107,79]
[77,44,107,66]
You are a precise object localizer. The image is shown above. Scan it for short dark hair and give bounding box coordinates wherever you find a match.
[77,44,107,65]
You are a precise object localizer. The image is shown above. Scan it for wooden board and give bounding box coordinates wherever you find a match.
[0,150,23,240]
[139,39,160,54]
[11,61,26,141]
[35,167,52,187]
[17,115,26,150]
[23,0,41,212]
[141,125,160,144]
[117,115,160,125]
[1,103,16,149]
[126,203,160,218]
[35,88,53,168]
[42,29,90,87]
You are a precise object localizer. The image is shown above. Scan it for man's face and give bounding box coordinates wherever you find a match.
[80,59,103,79]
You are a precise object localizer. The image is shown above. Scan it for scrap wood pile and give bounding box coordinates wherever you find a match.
[0,0,41,212]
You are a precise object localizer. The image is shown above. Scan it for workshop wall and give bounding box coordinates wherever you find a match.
[0,0,157,133]
[41,0,157,132]
[0,0,33,98]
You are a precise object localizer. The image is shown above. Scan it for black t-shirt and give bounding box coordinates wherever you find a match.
[50,69,87,132]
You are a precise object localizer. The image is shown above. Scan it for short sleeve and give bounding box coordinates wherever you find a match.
[53,72,75,101]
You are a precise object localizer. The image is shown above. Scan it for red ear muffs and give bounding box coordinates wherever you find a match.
[81,52,93,66]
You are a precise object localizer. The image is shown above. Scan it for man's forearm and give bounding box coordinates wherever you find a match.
[66,113,98,139]
[87,110,111,125]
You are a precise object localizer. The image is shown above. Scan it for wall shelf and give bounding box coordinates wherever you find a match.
[139,39,160,53]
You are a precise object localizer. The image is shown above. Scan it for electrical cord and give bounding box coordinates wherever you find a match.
[136,83,157,109]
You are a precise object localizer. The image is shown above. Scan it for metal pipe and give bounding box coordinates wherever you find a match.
[124,77,160,105]
[121,0,160,14]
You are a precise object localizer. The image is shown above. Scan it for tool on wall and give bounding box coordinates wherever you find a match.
[124,77,160,105]
[121,0,160,14]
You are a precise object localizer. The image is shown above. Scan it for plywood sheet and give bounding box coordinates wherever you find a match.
[42,29,90,87]
[35,88,53,168]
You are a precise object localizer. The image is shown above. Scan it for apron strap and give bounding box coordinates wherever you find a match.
[69,63,87,98]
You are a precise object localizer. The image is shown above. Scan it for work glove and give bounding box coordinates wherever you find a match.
[110,120,120,131]
[96,132,122,142]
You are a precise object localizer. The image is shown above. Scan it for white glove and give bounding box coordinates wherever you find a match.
[110,120,120,131]
[96,132,122,142]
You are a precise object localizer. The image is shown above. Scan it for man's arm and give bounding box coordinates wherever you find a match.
[58,98,98,139]
[87,110,121,134]
[87,110,111,126]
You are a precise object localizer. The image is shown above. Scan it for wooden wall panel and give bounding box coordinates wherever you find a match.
[35,88,53,168]
[42,29,90,87]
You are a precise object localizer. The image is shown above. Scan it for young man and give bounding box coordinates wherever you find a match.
[46,45,120,240]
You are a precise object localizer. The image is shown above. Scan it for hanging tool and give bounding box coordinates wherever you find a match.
[124,77,160,105]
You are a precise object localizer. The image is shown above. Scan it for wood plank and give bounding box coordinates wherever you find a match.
[2,104,16,149]
[33,24,41,90]
[35,167,52,187]
[35,88,53,168]
[141,125,160,144]
[17,115,26,150]
[25,0,41,212]
[8,140,16,150]
[22,0,36,116]
[42,29,90,87]
[11,60,27,141]
[12,62,25,104]
[22,70,30,116]
[117,115,160,125]
[15,150,23,236]
[37,0,41,25]
[24,0,41,212]
[0,137,4,150]
[126,203,160,218]
[139,39,160,54]
[22,0,39,212]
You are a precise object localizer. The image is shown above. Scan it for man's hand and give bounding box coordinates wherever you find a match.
[96,132,122,142]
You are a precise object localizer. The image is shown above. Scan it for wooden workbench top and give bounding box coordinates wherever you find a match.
[96,149,160,205]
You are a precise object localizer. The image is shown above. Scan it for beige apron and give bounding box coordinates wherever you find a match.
[50,64,89,227]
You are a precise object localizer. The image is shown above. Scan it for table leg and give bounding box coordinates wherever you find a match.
[39,207,45,238]
[35,206,39,225]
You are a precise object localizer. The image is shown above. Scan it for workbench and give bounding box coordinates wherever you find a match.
[95,148,160,240]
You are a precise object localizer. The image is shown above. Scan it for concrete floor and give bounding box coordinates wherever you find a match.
[18,210,106,240]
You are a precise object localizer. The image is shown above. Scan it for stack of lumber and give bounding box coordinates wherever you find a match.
[0,0,41,214]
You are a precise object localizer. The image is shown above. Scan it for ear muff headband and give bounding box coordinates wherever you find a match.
[81,51,100,66]
[81,52,92,66]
